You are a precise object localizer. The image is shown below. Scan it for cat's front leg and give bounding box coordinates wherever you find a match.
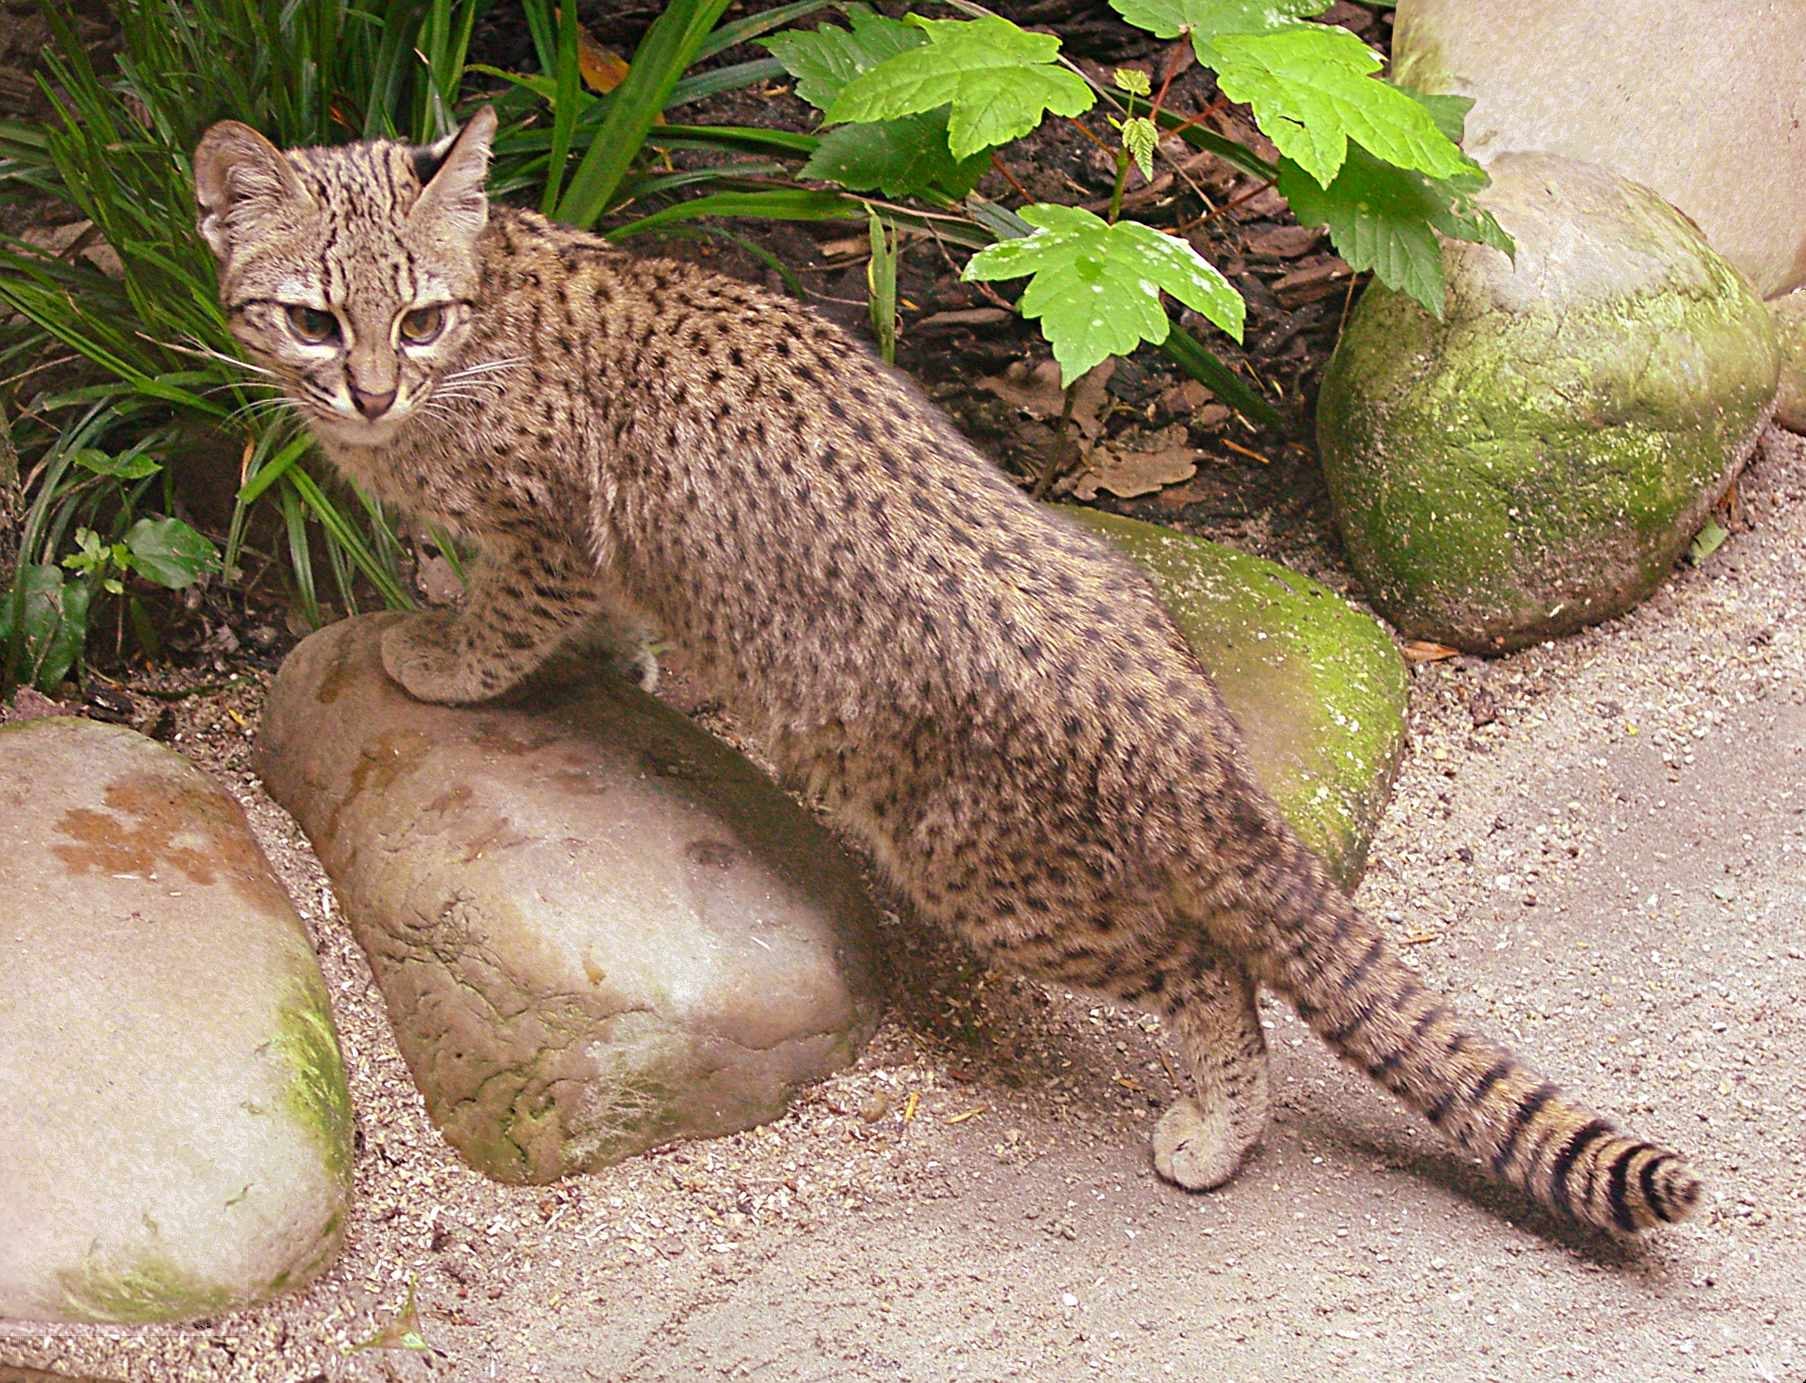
[380,541,604,704]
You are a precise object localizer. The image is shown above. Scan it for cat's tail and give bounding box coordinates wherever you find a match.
[1206,833,1704,1234]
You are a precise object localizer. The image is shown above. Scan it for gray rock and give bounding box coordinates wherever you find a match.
[0,718,351,1325]
[259,615,882,1185]
[1318,153,1779,652]
[1771,288,1806,433]
[1392,0,1806,298]
[1061,508,1406,887]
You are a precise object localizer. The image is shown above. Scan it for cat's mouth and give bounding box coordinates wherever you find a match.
[303,395,417,446]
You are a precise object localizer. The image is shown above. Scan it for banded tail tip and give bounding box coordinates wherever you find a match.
[1553,1129,1704,1233]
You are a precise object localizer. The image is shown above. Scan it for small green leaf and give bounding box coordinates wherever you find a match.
[823,16,1094,161]
[71,447,161,479]
[1,564,90,690]
[351,1278,434,1355]
[1121,115,1158,181]
[1113,66,1152,97]
[123,516,220,590]
[1210,27,1474,186]
[965,203,1244,385]
[1109,0,1329,46]
[1689,518,1729,565]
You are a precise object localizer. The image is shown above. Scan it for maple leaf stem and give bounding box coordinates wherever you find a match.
[1031,383,1082,500]
[1152,39,1189,116]
[988,152,1034,203]
[1202,174,1276,224]
[1064,118,1117,156]
[1108,149,1130,225]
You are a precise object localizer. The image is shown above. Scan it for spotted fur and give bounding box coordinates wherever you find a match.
[194,109,1703,1234]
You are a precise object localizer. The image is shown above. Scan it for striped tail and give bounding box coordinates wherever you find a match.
[1213,839,1703,1233]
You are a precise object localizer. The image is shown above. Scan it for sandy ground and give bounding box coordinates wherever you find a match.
[3,428,1805,1383]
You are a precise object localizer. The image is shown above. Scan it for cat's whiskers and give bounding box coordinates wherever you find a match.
[152,332,280,379]
[441,356,526,384]
[223,395,302,427]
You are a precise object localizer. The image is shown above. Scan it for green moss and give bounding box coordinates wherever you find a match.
[1318,183,1779,651]
[273,979,355,1189]
[58,1252,236,1325]
[1061,508,1407,886]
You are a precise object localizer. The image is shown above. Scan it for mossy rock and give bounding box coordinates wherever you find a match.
[1317,152,1779,652]
[1063,507,1408,887]
[1771,288,1806,433]
[0,718,352,1325]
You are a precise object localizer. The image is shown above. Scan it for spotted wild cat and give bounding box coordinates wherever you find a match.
[192,107,1703,1233]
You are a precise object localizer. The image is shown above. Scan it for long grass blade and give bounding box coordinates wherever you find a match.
[555,0,735,228]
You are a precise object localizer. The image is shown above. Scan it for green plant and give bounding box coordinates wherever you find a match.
[0,0,1509,697]
[0,441,217,691]
[0,0,850,700]
[758,1,1509,390]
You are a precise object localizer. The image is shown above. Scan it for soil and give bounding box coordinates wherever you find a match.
[4,4,1805,1381]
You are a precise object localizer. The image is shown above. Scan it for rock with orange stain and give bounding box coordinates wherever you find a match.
[0,717,351,1324]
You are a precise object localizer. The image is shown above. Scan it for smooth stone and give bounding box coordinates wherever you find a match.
[1392,0,1806,297]
[259,615,883,1185]
[1771,288,1806,433]
[0,719,351,1325]
[1062,507,1408,887]
[1317,153,1779,653]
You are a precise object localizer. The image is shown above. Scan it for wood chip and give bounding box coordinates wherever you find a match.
[914,307,1013,333]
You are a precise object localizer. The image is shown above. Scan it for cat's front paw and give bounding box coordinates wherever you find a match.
[379,613,492,704]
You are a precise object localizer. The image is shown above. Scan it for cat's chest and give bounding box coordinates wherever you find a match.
[332,414,585,541]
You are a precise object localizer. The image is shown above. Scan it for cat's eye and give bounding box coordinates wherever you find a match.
[399,305,447,345]
[284,304,340,345]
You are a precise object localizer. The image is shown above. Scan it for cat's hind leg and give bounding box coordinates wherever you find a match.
[1150,939,1270,1190]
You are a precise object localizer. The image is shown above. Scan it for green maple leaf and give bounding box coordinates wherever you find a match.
[1210,27,1473,186]
[823,17,1095,161]
[964,204,1244,385]
[1277,90,1510,316]
[1109,0,1477,188]
[1109,0,1330,46]
[762,7,989,197]
[805,118,988,197]
[759,6,924,111]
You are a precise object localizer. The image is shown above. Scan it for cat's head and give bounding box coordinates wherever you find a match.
[193,107,497,446]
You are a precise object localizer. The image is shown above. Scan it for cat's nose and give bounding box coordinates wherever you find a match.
[350,385,398,419]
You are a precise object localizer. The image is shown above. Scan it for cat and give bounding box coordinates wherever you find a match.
[193,106,1702,1234]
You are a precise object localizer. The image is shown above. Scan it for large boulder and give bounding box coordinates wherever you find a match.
[1317,153,1779,652]
[1063,508,1408,887]
[1772,288,1806,433]
[259,616,883,1185]
[0,718,351,1324]
[1392,0,1806,298]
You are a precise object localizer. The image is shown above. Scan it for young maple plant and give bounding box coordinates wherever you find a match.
[761,1,1510,390]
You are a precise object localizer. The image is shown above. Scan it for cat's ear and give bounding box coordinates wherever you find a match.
[193,121,312,267]
[410,106,497,242]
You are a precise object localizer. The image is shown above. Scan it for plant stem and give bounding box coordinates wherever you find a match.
[1107,149,1129,224]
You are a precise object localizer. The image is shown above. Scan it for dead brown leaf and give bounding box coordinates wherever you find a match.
[1402,640,1461,664]
[977,359,1114,440]
[1067,438,1197,501]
